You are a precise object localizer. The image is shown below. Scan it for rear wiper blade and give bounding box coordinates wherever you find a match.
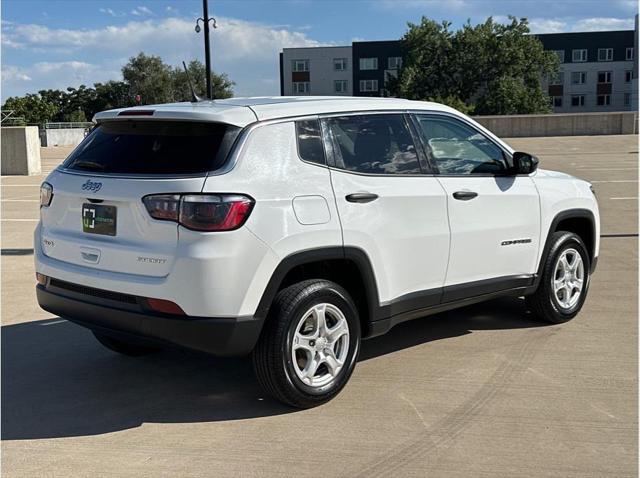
[72,161,105,171]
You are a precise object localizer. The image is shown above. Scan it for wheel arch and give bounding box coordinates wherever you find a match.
[534,209,597,288]
[254,247,382,338]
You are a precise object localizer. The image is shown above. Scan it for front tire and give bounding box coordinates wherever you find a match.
[252,280,361,409]
[526,231,590,324]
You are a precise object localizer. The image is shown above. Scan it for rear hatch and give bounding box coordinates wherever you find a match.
[39,119,241,277]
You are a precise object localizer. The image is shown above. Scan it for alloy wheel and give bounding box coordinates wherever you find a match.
[291,303,350,388]
[552,248,585,310]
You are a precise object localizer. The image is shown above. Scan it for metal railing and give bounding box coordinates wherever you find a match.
[1,110,25,125]
[44,122,94,129]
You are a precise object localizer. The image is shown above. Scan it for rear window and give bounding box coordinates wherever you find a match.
[63,121,241,175]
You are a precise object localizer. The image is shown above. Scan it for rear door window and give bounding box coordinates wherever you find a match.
[326,114,422,175]
[63,121,240,175]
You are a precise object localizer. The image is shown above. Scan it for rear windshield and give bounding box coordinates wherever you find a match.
[63,121,241,175]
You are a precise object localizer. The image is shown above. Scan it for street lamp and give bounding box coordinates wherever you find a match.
[195,18,216,33]
[194,0,217,99]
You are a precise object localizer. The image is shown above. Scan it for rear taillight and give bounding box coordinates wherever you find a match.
[142,194,180,221]
[143,194,254,232]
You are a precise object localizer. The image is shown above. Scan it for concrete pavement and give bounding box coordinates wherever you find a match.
[1,135,637,477]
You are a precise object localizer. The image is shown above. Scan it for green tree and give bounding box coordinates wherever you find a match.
[171,60,234,101]
[1,94,59,124]
[122,53,174,105]
[63,85,96,121]
[64,109,88,122]
[93,81,134,112]
[2,53,235,124]
[390,16,558,115]
[386,20,455,102]
[36,89,67,121]
[122,53,234,104]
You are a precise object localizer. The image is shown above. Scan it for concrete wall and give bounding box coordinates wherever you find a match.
[473,111,639,138]
[41,128,86,147]
[1,126,41,175]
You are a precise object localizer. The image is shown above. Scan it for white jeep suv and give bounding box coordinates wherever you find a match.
[35,97,599,408]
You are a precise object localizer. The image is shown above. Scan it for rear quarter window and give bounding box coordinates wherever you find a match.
[63,121,240,175]
[295,119,326,165]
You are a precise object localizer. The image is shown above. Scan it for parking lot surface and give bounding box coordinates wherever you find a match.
[2,135,637,477]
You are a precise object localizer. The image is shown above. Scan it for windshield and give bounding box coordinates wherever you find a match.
[63,121,241,175]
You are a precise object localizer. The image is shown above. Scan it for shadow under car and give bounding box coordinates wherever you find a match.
[2,296,545,440]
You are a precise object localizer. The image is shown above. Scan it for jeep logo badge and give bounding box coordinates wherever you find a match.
[81,180,102,193]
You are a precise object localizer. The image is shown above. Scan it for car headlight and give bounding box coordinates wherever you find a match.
[40,182,53,207]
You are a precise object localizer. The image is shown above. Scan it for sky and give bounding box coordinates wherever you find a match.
[1,0,637,100]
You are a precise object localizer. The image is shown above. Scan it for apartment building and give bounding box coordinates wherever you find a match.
[279,42,404,97]
[279,46,353,96]
[539,30,636,112]
[279,24,638,112]
[352,40,405,97]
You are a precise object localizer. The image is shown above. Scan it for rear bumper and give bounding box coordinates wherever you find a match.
[36,282,264,357]
[34,222,279,318]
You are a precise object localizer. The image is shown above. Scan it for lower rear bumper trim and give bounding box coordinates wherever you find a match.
[36,285,263,357]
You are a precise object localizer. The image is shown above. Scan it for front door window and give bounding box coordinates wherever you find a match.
[414,115,508,175]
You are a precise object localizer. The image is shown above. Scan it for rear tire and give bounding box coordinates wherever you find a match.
[526,231,590,324]
[93,331,159,357]
[252,280,361,409]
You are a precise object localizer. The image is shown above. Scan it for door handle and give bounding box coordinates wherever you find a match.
[345,192,379,203]
[452,191,478,201]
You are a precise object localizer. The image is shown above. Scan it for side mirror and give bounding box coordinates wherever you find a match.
[512,151,539,175]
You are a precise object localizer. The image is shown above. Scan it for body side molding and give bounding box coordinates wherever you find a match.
[254,246,537,339]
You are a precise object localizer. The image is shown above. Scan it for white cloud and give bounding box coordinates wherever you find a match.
[614,0,639,13]
[1,16,325,98]
[528,19,567,34]
[166,6,178,14]
[378,0,469,9]
[131,6,154,16]
[1,66,32,82]
[1,60,123,100]
[33,60,93,74]
[571,17,635,32]
[492,16,635,34]
[99,8,126,18]
[2,17,323,57]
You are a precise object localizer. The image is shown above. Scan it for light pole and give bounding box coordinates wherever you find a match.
[195,0,217,100]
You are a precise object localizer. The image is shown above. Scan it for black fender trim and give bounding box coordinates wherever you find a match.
[253,246,382,325]
[532,208,597,290]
